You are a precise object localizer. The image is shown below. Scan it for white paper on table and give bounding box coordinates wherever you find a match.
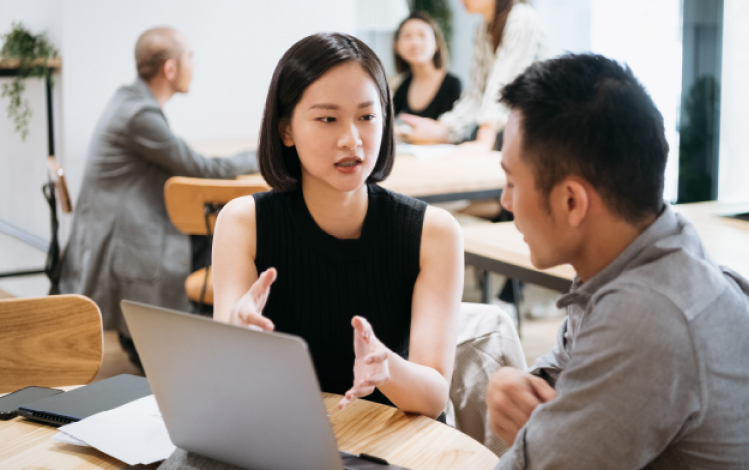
[396,143,457,160]
[57,395,176,466]
[52,431,90,447]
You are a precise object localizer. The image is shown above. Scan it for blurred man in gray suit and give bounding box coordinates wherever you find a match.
[58,27,257,367]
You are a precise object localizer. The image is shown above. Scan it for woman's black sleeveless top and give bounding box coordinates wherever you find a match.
[253,183,427,406]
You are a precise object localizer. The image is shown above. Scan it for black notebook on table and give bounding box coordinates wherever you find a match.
[18,374,151,425]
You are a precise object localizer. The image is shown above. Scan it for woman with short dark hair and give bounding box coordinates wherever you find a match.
[392,11,462,120]
[212,33,463,419]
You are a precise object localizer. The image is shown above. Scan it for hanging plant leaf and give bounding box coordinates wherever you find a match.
[0,21,59,141]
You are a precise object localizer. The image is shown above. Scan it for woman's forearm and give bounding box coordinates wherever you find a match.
[377,350,450,418]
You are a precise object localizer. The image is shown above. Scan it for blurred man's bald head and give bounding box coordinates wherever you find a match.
[135,27,185,81]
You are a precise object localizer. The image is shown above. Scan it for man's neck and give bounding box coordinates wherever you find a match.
[573,212,658,282]
[146,77,175,108]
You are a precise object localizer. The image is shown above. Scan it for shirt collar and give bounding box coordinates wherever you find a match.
[132,77,159,106]
[558,204,676,308]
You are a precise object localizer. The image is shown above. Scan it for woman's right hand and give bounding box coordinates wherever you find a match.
[227,268,277,331]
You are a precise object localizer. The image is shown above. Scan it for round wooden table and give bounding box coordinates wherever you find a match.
[0,390,499,470]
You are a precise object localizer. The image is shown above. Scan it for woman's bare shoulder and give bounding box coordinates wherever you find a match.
[422,205,462,252]
[216,195,257,232]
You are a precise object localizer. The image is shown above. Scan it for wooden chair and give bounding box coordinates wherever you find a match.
[0,295,103,393]
[164,177,268,308]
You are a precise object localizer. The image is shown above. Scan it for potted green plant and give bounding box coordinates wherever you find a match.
[0,22,59,141]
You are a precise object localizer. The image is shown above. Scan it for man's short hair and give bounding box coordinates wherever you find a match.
[500,54,669,223]
[135,27,184,81]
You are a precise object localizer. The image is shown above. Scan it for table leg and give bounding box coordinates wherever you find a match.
[481,269,490,304]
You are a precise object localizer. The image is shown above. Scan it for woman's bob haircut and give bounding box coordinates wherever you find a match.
[258,33,396,192]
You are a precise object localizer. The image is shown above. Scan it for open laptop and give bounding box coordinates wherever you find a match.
[121,300,409,470]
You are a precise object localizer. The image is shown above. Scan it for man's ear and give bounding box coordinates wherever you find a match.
[279,120,294,147]
[558,178,589,228]
[163,58,178,82]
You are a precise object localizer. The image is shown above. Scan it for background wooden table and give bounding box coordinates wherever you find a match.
[672,201,749,279]
[464,222,576,297]
[192,139,506,203]
[0,390,499,470]
[463,200,749,300]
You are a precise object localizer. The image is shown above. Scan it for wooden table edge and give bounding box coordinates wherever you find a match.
[1,390,498,470]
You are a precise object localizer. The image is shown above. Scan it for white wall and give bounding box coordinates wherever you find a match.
[0,1,64,241]
[0,0,356,245]
[587,0,683,203]
[532,0,591,57]
[718,0,749,202]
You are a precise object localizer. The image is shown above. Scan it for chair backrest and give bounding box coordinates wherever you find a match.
[47,157,72,213]
[0,295,103,393]
[446,302,527,457]
[164,177,268,235]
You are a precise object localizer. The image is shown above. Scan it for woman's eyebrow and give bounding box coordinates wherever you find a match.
[309,103,338,110]
[309,101,374,110]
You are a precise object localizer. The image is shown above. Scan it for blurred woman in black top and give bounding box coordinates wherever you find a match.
[392,12,461,121]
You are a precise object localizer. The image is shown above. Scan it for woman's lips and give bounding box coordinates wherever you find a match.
[335,158,362,174]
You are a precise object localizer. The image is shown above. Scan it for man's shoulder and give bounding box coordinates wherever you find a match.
[93,83,163,139]
[106,81,161,120]
[587,243,738,337]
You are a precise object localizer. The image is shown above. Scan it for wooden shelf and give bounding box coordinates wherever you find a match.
[0,57,61,69]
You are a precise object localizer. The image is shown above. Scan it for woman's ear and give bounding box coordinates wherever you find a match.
[278,120,294,147]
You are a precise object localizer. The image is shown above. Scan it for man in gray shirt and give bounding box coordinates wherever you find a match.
[59,28,257,366]
[488,54,749,468]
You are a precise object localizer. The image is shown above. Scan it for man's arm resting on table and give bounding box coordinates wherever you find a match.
[127,109,256,177]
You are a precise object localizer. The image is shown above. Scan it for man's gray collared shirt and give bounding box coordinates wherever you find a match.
[498,205,749,469]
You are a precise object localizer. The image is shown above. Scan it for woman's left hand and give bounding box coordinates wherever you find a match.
[398,114,450,144]
[338,316,391,410]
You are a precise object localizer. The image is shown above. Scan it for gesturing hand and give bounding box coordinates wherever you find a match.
[338,316,390,410]
[228,268,277,331]
[486,367,557,445]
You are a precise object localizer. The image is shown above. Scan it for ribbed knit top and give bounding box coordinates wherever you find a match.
[253,183,427,406]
